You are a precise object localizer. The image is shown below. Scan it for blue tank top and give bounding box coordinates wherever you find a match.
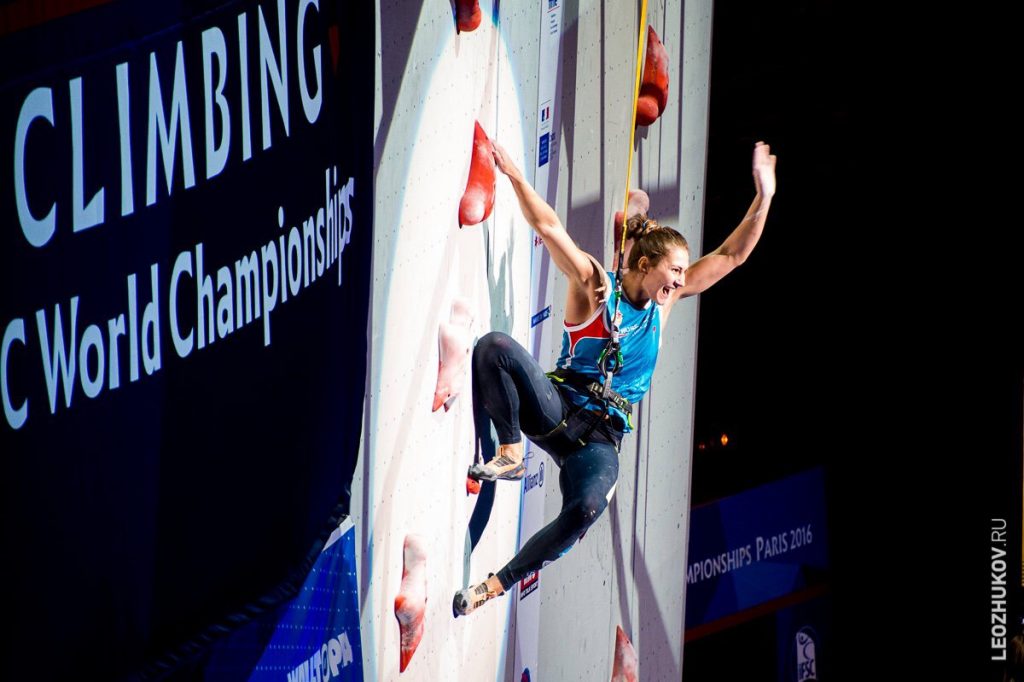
[554,271,662,432]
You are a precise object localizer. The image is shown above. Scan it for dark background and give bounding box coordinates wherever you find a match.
[689,1,1021,677]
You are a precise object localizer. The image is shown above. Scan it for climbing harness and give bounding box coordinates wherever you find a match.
[520,369,630,453]
[547,369,632,418]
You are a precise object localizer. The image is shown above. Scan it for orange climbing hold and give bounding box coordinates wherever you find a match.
[458,122,496,227]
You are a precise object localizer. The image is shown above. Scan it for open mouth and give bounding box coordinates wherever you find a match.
[661,286,672,298]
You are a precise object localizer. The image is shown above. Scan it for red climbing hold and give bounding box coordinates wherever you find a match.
[455,0,482,33]
[458,121,496,227]
[636,26,669,127]
[394,534,428,673]
[611,625,638,681]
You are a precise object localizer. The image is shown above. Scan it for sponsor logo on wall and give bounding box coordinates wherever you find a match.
[531,305,551,328]
[285,631,356,682]
[519,571,540,600]
[537,132,550,166]
[524,460,545,494]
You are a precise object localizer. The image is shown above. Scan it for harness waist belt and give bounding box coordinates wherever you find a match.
[545,368,632,416]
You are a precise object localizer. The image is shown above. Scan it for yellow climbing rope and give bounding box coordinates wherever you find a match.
[618,0,649,258]
[598,0,649,391]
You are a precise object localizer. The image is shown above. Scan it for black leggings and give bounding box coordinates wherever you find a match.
[472,331,621,591]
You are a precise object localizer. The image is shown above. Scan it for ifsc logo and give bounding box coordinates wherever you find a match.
[795,626,818,682]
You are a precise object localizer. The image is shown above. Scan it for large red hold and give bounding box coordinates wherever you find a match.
[394,535,428,672]
[458,121,496,226]
[636,26,669,127]
[455,0,482,33]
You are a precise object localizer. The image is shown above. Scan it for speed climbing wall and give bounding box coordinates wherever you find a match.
[358,1,712,679]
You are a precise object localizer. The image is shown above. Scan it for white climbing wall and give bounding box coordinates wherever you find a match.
[356,1,712,679]
[357,2,537,679]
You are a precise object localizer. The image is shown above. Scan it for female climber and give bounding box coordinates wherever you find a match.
[453,140,777,616]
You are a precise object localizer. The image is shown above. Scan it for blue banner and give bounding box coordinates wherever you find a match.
[0,1,373,678]
[685,467,829,629]
[204,518,364,681]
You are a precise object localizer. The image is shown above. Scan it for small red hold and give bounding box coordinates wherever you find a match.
[466,476,481,495]
[636,26,669,127]
[394,535,428,672]
[611,625,638,681]
[455,0,482,33]
[458,121,496,227]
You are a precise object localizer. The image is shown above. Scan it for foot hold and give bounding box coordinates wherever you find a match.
[394,535,427,672]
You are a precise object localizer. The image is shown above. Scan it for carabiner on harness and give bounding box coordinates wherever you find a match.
[596,339,623,377]
[597,285,626,401]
